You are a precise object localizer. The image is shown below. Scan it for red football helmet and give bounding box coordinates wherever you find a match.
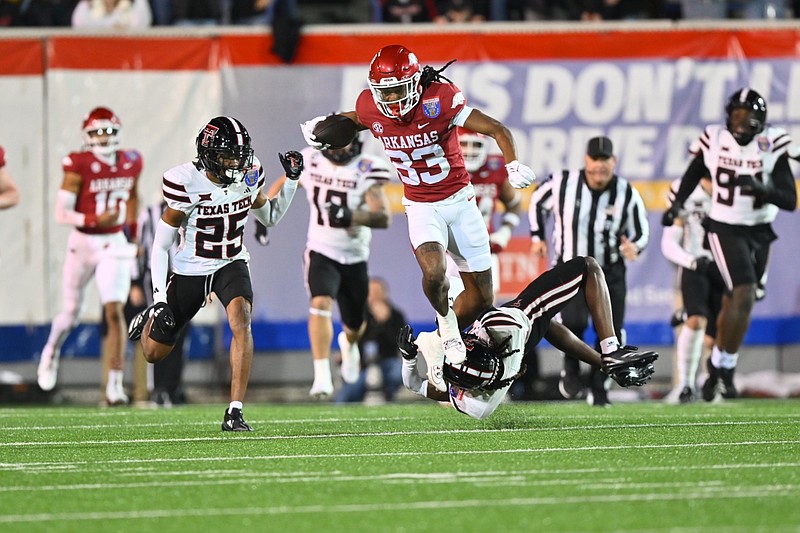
[368,44,422,119]
[457,128,488,173]
[82,106,121,157]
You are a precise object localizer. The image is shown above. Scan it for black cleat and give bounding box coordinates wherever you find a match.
[719,367,737,399]
[222,408,253,432]
[678,386,694,404]
[701,359,719,402]
[587,368,611,407]
[558,368,585,399]
[127,306,150,341]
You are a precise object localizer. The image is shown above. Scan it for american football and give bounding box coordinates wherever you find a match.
[313,114,359,149]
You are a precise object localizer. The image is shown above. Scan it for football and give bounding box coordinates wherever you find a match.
[313,114,359,149]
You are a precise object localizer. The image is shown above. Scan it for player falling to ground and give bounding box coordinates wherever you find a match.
[128,116,303,431]
[397,256,658,419]
[263,134,393,399]
[300,44,535,392]
[37,107,141,405]
[662,88,797,401]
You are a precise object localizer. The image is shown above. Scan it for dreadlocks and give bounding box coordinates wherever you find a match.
[420,59,457,89]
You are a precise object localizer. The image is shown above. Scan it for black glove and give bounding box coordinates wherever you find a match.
[328,202,352,228]
[397,325,418,360]
[607,363,655,387]
[661,205,680,227]
[279,150,304,180]
[693,256,710,273]
[254,220,269,246]
[737,174,769,198]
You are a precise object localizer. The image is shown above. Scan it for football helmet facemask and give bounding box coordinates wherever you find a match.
[368,44,422,119]
[82,106,121,158]
[322,134,363,165]
[725,88,767,146]
[196,116,254,185]
[442,333,501,391]
[458,128,489,173]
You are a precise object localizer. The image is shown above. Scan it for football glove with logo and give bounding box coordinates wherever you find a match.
[505,160,535,189]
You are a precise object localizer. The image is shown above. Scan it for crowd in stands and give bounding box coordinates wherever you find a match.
[0,0,797,28]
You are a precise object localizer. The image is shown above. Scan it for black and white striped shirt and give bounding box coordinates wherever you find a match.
[528,170,649,267]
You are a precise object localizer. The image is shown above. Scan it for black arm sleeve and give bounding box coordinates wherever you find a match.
[766,154,797,211]
[672,154,708,208]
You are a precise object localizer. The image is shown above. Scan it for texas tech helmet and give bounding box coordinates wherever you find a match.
[725,88,767,146]
[196,116,254,185]
[322,133,363,165]
[82,106,121,157]
[368,44,422,119]
[442,333,501,390]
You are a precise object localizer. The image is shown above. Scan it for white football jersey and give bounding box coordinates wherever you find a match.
[696,124,791,225]
[667,178,712,258]
[162,157,264,276]
[298,147,392,264]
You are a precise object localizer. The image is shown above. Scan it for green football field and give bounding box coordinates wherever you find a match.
[1,400,799,533]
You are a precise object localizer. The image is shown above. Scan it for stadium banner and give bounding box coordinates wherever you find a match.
[1,26,799,361]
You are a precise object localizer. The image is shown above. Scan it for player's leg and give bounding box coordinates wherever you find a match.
[38,233,95,391]
[336,261,369,386]
[139,273,199,364]
[587,259,626,407]
[305,250,340,398]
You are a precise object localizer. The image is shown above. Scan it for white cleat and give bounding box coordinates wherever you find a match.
[106,386,130,407]
[437,309,466,364]
[37,347,60,392]
[416,331,446,393]
[338,331,361,384]
[309,380,334,399]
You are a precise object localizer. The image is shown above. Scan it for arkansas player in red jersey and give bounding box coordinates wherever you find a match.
[301,44,535,392]
[37,107,141,405]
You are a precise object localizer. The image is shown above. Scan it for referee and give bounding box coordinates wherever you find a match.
[528,136,649,406]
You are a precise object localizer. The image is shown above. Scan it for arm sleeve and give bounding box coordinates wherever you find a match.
[401,358,427,397]
[626,186,650,252]
[766,155,797,211]
[660,225,695,269]
[150,219,178,304]
[528,179,553,241]
[251,179,298,227]
[54,189,87,227]
[672,154,707,208]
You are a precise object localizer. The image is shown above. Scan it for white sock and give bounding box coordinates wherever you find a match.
[228,401,243,413]
[599,337,620,355]
[676,326,704,389]
[313,358,332,383]
[717,349,738,369]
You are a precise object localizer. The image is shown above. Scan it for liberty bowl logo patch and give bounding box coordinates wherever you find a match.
[423,98,441,118]
[757,135,771,152]
[244,168,258,187]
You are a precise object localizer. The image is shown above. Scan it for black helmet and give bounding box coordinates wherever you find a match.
[322,134,363,165]
[196,116,254,185]
[725,88,767,146]
[442,333,502,390]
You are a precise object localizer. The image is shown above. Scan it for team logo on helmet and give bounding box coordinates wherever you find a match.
[200,124,219,147]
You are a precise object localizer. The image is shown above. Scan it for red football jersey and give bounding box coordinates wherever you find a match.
[356,81,470,202]
[64,150,142,234]
[470,154,507,233]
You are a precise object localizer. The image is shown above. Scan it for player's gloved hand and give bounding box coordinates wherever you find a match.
[397,325,419,360]
[661,205,680,226]
[505,160,536,189]
[489,225,513,253]
[737,174,769,198]
[607,363,656,387]
[693,255,710,273]
[300,115,331,150]
[279,150,304,180]
[328,202,352,228]
[254,220,269,246]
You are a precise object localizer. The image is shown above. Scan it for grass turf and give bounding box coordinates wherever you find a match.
[1,399,799,532]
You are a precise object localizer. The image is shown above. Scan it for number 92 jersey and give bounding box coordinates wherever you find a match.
[162,156,265,276]
[355,81,472,203]
[696,124,791,226]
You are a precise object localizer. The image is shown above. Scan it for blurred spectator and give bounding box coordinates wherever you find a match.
[0,146,20,210]
[72,0,152,27]
[2,0,77,25]
[435,0,488,21]
[380,0,439,22]
[147,0,171,24]
[172,0,221,25]
[335,278,407,404]
[230,0,270,24]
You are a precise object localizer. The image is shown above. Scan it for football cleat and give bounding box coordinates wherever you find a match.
[558,368,585,399]
[679,386,695,404]
[338,331,361,385]
[106,386,129,407]
[416,331,446,393]
[222,408,253,432]
[719,366,737,399]
[587,369,611,407]
[309,379,334,399]
[127,306,150,341]
[437,310,466,365]
[36,346,60,392]
[701,359,719,402]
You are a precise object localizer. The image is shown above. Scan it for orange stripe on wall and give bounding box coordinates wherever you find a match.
[46,37,218,70]
[0,39,43,75]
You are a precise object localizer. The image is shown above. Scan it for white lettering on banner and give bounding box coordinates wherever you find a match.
[523,65,573,123]
[624,64,675,123]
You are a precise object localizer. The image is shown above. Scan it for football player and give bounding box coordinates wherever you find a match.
[397,256,658,419]
[37,107,141,404]
[300,44,535,392]
[0,145,21,210]
[662,88,797,401]
[127,116,303,431]
[264,134,393,399]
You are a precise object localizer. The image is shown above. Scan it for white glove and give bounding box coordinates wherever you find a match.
[505,160,535,189]
[300,115,329,150]
[489,225,513,251]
